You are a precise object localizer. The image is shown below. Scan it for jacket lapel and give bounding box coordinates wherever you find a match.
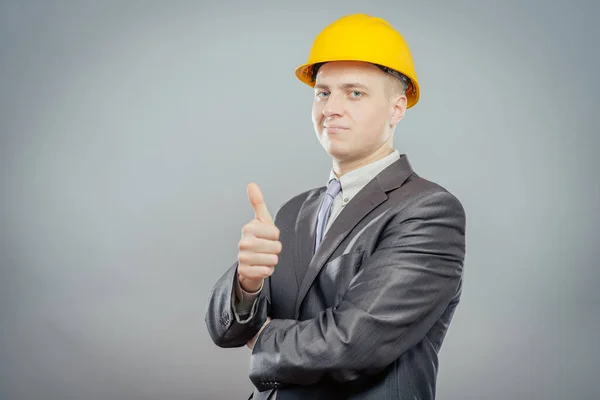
[294,155,415,317]
[293,189,324,288]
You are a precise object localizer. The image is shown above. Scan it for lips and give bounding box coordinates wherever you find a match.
[323,124,349,133]
[325,125,348,129]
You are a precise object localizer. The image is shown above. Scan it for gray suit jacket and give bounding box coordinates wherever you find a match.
[205,155,466,399]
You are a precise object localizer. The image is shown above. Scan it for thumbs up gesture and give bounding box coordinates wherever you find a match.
[237,183,282,293]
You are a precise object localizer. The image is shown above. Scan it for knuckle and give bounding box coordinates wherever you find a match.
[237,252,251,265]
[238,237,252,250]
[241,224,252,235]
[237,265,249,277]
[263,254,276,266]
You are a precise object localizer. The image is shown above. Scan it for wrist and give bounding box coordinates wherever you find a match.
[238,275,263,293]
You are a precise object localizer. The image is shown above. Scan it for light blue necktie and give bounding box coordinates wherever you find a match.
[315,179,342,252]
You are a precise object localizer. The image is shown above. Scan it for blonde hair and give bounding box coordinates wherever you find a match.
[310,62,412,95]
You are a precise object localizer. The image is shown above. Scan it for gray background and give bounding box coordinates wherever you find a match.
[1,1,598,399]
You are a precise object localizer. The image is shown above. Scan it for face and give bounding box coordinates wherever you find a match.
[311,61,407,169]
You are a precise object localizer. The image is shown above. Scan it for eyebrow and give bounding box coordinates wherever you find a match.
[314,82,370,91]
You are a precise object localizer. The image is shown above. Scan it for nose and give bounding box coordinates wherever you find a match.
[322,92,344,117]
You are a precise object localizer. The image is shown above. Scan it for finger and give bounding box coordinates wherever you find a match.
[241,220,280,241]
[238,252,278,267]
[247,182,274,225]
[237,265,275,280]
[238,237,282,254]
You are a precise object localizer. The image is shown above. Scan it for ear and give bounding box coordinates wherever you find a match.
[390,95,407,127]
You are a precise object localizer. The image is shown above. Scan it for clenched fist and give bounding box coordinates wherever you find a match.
[237,183,282,293]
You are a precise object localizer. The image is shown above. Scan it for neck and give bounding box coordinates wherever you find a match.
[333,146,395,177]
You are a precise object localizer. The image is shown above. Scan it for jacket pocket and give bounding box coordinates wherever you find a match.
[322,250,365,276]
[318,250,365,306]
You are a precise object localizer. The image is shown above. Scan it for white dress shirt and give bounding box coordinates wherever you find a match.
[324,149,400,233]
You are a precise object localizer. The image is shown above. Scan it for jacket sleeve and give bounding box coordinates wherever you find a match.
[248,190,466,389]
[204,201,289,348]
[204,260,271,348]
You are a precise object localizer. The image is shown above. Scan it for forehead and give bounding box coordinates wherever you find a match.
[314,61,386,86]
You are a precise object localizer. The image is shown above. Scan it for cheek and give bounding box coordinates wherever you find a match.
[312,105,324,129]
[311,107,319,123]
[354,107,389,135]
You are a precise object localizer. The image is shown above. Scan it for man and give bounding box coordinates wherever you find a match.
[205,13,466,399]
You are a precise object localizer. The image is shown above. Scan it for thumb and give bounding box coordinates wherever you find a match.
[247,182,274,225]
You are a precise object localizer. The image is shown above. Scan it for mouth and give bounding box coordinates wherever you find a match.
[323,125,349,133]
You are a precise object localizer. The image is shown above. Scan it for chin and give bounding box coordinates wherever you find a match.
[324,144,357,162]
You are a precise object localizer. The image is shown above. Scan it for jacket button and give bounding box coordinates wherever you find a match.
[220,312,230,326]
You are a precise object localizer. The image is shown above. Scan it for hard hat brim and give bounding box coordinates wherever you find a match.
[294,60,420,108]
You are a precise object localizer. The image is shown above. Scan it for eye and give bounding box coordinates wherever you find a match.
[316,91,330,98]
[350,91,363,97]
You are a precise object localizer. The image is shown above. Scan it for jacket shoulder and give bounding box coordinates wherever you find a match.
[401,173,465,214]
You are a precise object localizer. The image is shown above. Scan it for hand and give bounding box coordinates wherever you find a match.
[247,317,272,350]
[237,183,282,293]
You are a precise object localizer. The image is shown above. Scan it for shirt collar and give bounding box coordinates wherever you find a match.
[327,150,400,202]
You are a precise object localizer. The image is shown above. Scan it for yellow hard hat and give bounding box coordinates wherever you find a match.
[295,13,420,108]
